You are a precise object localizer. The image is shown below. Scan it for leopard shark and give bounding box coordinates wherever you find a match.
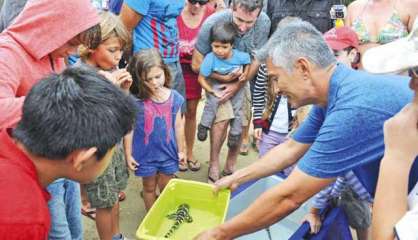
[164,203,193,238]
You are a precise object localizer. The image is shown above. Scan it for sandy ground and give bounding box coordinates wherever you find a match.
[83,101,259,239]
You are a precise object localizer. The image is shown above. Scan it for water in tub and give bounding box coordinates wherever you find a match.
[226,176,313,240]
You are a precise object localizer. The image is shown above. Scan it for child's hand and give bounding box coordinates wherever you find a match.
[301,213,322,234]
[253,128,263,140]
[114,69,133,93]
[227,67,243,81]
[98,69,132,94]
[238,71,247,82]
[126,155,139,171]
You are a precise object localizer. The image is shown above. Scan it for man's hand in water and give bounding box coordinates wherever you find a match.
[193,227,231,240]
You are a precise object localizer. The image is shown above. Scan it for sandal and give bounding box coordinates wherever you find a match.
[208,175,218,184]
[221,170,233,177]
[187,159,201,171]
[239,143,249,156]
[179,159,188,172]
[207,168,219,184]
[118,191,126,202]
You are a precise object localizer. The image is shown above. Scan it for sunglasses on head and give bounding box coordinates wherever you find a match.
[188,0,209,5]
[409,67,418,78]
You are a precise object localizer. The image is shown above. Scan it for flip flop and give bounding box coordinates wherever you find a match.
[221,170,233,177]
[81,207,96,221]
[118,191,126,202]
[187,159,201,171]
[207,175,218,184]
[207,168,219,184]
[179,160,188,172]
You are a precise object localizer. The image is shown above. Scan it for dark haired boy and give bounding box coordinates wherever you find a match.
[323,26,360,69]
[0,67,137,239]
[197,21,251,151]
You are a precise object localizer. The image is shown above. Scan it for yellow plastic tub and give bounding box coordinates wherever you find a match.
[136,179,230,240]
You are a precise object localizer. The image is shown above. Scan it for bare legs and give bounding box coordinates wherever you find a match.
[208,119,241,181]
[142,173,174,211]
[142,175,158,211]
[240,124,250,155]
[185,99,199,163]
[95,201,120,240]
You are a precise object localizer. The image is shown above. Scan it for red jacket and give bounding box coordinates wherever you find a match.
[0,0,99,129]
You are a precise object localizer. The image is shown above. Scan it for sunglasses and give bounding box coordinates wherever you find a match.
[409,67,418,78]
[188,0,209,5]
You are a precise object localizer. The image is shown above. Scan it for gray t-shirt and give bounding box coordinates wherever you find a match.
[195,9,271,61]
[0,0,28,32]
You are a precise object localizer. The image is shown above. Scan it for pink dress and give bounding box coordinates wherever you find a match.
[177,6,214,100]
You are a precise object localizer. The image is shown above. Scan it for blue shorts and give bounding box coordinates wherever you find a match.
[135,159,178,177]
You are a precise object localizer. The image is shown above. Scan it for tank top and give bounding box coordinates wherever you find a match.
[351,2,408,44]
[177,6,214,64]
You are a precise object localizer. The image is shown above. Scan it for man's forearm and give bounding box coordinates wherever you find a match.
[197,75,214,94]
[246,58,261,82]
[191,49,204,73]
[218,167,332,239]
[234,140,309,186]
[209,72,234,83]
[219,186,300,239]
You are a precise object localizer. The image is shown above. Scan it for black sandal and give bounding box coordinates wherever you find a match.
[207,168,219,184]
[221,170,233,177]
[187,159,201,171]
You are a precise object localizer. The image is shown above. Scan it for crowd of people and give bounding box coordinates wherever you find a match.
[0,0,417,240]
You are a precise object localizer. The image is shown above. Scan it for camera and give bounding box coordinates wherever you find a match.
[330,5,346,19]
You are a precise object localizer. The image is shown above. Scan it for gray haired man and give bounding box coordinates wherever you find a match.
[194,20,418,239]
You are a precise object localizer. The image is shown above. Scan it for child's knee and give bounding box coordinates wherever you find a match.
[143,186,156,194]
[142,180,157,193]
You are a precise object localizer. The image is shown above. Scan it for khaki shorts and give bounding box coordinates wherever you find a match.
[214,83,251,126]
[85,142,129,209]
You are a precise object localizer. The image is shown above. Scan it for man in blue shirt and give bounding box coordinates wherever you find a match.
[120,0,186,110]
[195,20,418,240]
